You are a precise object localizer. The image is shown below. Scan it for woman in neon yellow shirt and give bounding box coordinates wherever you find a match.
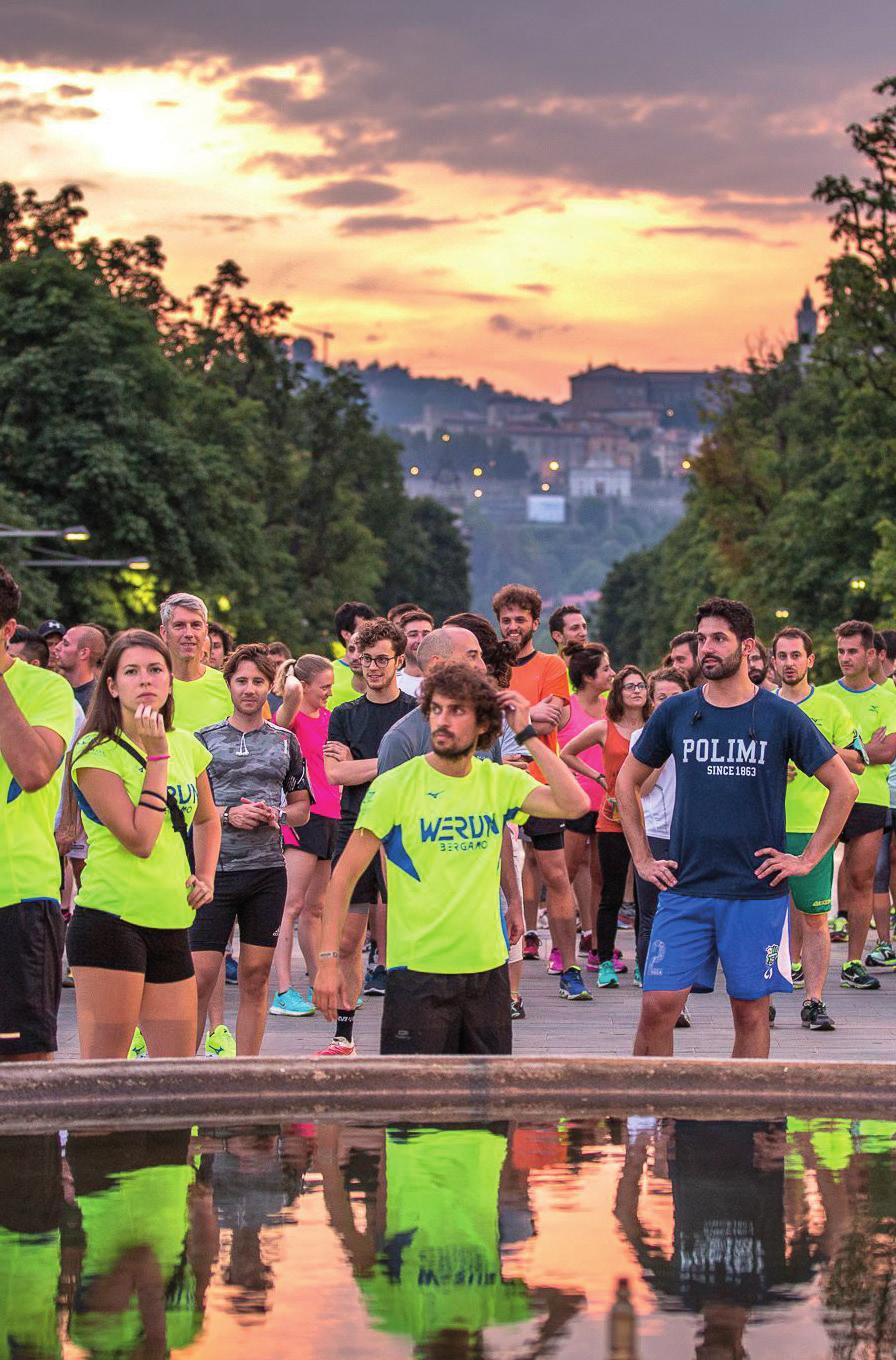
[68,630,220,1058]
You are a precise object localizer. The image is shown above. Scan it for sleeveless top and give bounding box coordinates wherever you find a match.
[560,695,606,814]
[596,721,632,834]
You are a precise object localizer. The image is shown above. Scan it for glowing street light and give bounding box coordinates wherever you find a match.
[681,459,692,471]
[473,488,483,499]
[775,608,790,619]
[23,555,151,570]
[472,466,484,477]
[541,482,551,492]
[0,522,91,541]
[548,459,560,471]
[850,576,868,591]
[441,433,451,442]
[409,465,420,476]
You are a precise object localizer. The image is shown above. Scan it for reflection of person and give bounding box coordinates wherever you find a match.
[615,1118,808,1359]
[0,1133,64,1360]
[318,1121,584,1360]
[65,1129,206,1356]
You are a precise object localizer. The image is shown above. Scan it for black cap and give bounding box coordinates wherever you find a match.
[37,619,66,639]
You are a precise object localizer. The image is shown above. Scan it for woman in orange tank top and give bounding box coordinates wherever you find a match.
[561,666,652,986]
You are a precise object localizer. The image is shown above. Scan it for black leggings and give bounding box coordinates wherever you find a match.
[596,831,632,962]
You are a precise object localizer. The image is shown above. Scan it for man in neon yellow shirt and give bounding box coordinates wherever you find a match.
[314,663,589,1052]
[818,619,896,991]
[159,592,233,733]
[773,626,862,1031]
[0,565,75,1062]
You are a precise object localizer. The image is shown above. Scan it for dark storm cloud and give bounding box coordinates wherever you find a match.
[3,2,889,203]
[337,213,462,235]
[295,178,404,207]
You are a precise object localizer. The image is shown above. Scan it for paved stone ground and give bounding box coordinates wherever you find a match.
[56,927,896,1060]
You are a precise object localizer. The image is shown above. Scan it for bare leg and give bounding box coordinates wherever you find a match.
[789,900,803,970]
[192,950,225,1051]
[564,830,591,937]
[522,845,540,933]
[339,911,370,1020]
[207,959,226,1031]
[634,989,689,1055]
[535,846,577,971]
[843,831,883,962]
[140,977,199,1058]
[274,850,318,993]
[801,913,831,1001]
[296,859,330,987]
[234,944,276,1055]
[71,967,144,1059]
[729,996,771,1058]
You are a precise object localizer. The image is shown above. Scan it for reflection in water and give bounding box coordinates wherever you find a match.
[1,1115,896,1357]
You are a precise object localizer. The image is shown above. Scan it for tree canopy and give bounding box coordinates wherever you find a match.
[0,183,470,644]
[597,78,896,675]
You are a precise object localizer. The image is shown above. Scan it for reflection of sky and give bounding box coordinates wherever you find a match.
[1,3,890,394]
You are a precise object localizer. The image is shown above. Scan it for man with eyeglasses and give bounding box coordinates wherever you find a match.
[319,618,417,1055]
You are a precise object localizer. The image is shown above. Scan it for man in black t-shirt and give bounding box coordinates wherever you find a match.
[319,618,416,1055]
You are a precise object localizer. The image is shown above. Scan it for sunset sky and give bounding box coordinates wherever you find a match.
[3,2,890,397]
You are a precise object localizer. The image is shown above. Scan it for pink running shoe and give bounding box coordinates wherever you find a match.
[612,948,628,975]
[547,947,563,974]
[522,931,540,961]
[585,949,600,972]
[315,1038,356,1057]
[578,931,592,956]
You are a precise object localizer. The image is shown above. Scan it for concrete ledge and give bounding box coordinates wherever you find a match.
[1,1057,895,1131]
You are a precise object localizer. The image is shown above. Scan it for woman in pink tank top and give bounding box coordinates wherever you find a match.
[271,655,340,1015]
[558,644,615,962]
[561,665,652,987]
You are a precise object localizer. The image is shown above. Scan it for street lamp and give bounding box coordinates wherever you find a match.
[409,465,420,476]
[0,523,91,541]
[850,576,868,592]
[775,608,790,619]
[472,466,483,477]
[548,459,560,472]
[23,555,151,570]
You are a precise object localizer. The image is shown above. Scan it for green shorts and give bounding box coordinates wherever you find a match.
[786,832,834,914]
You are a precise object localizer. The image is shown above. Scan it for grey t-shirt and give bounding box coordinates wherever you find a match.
[377,704,503,774]
[197,719,308,872]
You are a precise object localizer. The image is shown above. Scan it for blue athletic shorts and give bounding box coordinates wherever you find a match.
[643,891,792,1000]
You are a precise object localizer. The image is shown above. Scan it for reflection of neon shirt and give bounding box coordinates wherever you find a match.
[0,658,75,908]
[71,1162,196,1356]
[357,757,539,972]
[359,1128,530,1342]
[0,1228,60,1360]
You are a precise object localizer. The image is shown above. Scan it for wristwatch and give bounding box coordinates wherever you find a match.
[279,809,289,827]
[516,723,538,744]
[222,807,232,826]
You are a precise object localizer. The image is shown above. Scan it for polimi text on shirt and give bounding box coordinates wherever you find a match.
[681,737,768,773]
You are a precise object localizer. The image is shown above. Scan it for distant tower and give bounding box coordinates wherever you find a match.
[796,289,817,346]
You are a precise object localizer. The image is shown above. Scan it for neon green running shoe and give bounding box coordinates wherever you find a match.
[127,1026,148,1060]
[205,1024,237,1057]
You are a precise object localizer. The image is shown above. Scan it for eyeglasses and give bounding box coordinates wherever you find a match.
[360,653,395,669]
[621,681,647,693]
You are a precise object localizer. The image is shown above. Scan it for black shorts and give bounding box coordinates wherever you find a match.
[521,814,565,852]
[565,810,598,836]
[190,865,287,953]
[288,812,338,861]
[67,906,194,984]
[380,963,511,1055]
[0,900,65,1056]
[840,803,888,843]
[333,818,386,910]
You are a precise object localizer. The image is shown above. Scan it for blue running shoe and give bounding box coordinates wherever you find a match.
[269,988,315,1017]
[225,955,239,985]
[559,966,592,1000]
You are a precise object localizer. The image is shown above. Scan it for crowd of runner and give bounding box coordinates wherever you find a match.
[2,559,895,1063]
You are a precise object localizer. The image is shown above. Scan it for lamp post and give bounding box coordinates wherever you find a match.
[0,523,90,542]
[22,556,151,571]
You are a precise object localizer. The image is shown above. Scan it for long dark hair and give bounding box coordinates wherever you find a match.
[79,630,175,754]
[59,629,175,842]
[605,664,652,724]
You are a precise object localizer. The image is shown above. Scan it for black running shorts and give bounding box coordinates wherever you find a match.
[0,900,65,1056]
[67,906,194,984]
[288,812,338,861]
[379,963,512,1055]
[189,865,287,954]
[840,803,888,843]
[333,818,387,910]
[521,814,565,852]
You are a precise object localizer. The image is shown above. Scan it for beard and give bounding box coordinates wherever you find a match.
[431,732,478,761]
[508,625,535,656]
[700,652,742,681]
[748,665,768,686]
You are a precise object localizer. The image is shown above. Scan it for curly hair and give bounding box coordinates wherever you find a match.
[605,664,652,723]
[648,666,690,698]
[492,583,543,620]
[356,617,407,657]
[419,663,502,751]
[223,643,276,685]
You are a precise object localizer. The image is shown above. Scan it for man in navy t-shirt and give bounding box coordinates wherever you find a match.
[617,597,857,1058]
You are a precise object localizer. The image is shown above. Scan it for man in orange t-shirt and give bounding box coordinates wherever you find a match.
[493,584,590,1000]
